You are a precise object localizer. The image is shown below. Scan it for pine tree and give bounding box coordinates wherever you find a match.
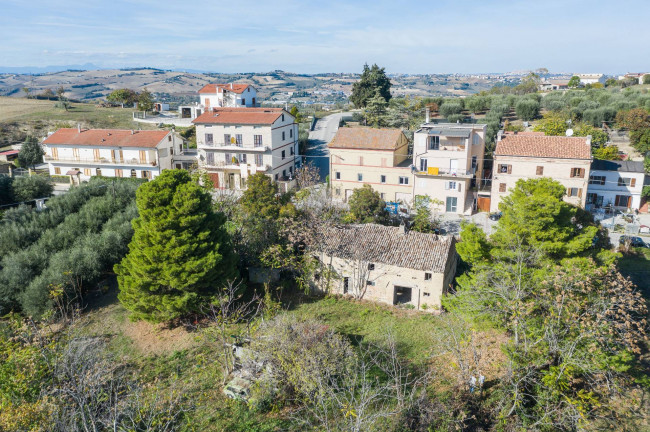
[17,136,44,170]
[115,170,237,322]
[350,63,392,108]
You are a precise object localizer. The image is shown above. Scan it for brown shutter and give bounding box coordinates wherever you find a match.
[631,178,636,187]
[499,183,506,192]
[628,196,632,207]
[578,188,582,198]
[93,149,100,161]
[139,150,146,163]
[567,187,571,197]
[579,168,585,178]
[536,166,543,175]
[507,165,512,174]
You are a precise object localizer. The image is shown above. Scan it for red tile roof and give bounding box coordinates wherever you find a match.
[199,83,251,94]
[192,107,287,125]
[495,134,591,160]
[43,129,170,148]
[328,127,405,150]
[0,150,19,156]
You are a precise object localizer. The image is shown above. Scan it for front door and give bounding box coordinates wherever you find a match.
[446,196,458,213]
[394,286,412,305]
[228,173,235,190]
[419,158,428,172]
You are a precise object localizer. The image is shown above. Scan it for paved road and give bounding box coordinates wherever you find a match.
[305,112,351,182]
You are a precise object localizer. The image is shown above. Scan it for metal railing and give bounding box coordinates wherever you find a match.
[44,156,156,166]
[415,166,476,177]
[201,161,271,171]
[199,142,269,151]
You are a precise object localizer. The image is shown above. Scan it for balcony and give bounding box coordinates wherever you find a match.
[44,155,156,167]
[200,160,271,171]
[414,166,476,179]
[199,141,270,152]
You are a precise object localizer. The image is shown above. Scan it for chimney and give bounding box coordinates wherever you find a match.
[230,83,233,89]
[496,130,504,142]
[425,106,430,123]
[131,130,134,135]
[77,123,81,133]
[398,221,409,235]
[585,135,592,147]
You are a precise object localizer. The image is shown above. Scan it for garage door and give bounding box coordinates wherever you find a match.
[477,196,491,212]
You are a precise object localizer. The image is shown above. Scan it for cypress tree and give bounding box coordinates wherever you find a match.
[115,170,236,322]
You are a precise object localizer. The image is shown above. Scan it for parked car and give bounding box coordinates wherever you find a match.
[489,211,502,221]
[619,236,648,248]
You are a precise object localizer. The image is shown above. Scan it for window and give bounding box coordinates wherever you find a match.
[618,177,635,187]
[499,183,506,192]
[366,281,376,286]
[168,135,172,142]
[281,150,286,160]
[567,187,581,197]
[275,174,279,181]
[380,193,385,199]
[290,147,294,156]
[380,175,386,183]
[225,153,232,163]
[498,164,512,174]
[586,193,602,206]
[446,196,457,212]
[335,188,341,196]
[83,168,91,176]
[282,131,286,140]
[241,98,245,105]
[589,175,606,185]
[206,152,215,165]
[343,277,349,294]
[239,153,247,164]
[255,154,263,166]
[54,167,61,175]
[615,195,631,207]
[471,156,477,169]
[423,292,431,297]
[115,169,123,178]
[399,176,409,185]
[424,272,432,281]
[428,136,440,150]
[254,135,263,147]
[473,134,480,145]
[358,173,363,181]
[141,170,151,179]
[335,171,341,180]
[368,263,375,271]
[283,170,287,177]
[96,168,102,177]
[359,156,363,165]
[224,134,231,145]
[130,169,137,178]
[289,129,293,138]
[235,134,242,146]
[445,181,456,190]
[570,167,585,178]
[281,114,285,122]
[419,158,428,172]
[536,166,544,175]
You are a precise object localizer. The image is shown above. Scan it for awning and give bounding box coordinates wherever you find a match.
[66,169,80,175]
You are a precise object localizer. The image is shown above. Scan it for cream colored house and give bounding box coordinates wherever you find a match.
[42,127,183,181]
[490,132,592,211]
[199,83,258,108]
[412,121,487,215]
[329,127,412,203]
[312,223,457,313]
[193,107,297,190]
[587,160,646,211]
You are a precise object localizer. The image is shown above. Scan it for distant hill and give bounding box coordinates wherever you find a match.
[0,68,516,105]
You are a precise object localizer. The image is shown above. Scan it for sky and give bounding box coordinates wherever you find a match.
[0,0,648,74]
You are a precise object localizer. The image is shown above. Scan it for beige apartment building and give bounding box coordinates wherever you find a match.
[490,132,592,211]
[412,121,487,215]
[193,107,297,190]
[312,224,457,313]
[329,127,413,203]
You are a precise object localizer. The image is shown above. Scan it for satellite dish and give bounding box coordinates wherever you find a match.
[566,129,574,137]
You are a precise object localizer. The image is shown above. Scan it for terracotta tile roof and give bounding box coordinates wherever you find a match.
[0,150,19,156]
[43,129,169,148]
[313,224,456,273]
[328,127,405,151]
[192,107,287,125]
[199,83,251,94]
[495,134,592,160]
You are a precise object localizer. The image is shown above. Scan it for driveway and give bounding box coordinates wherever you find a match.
[305,112,351,182]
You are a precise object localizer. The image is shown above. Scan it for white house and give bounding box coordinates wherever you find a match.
[587,160,646,211]
[42,127,183,181]
[193,107,298,190]
[576,73,607,85]
[412,115,487,214]
[199,83,258,109]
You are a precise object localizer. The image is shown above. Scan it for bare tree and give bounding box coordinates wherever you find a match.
[201,280,263,384]
[294,161,321,190]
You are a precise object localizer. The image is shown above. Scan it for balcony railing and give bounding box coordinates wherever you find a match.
[44,155,156,166]
[201,161,271,171]
[199,142,270,151]
[415,166,476,178]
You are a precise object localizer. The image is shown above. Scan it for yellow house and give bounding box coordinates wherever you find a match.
[329,127,413,203]
[312,223,457,313]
